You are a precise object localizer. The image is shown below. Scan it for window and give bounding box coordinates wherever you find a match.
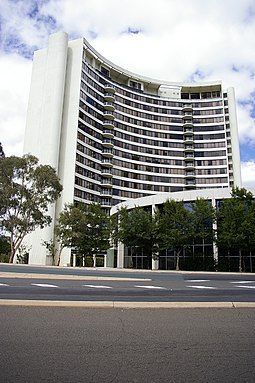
[129,80,142,90]
[100,66,110,77]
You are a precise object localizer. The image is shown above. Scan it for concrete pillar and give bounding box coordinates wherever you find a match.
[212,198,219,268]
[152,204,159,270]
[227,87,242,187]
[117,242,124,268]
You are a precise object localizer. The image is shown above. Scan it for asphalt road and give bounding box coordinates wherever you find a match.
[0,264,255,302]
[0,306,254,383]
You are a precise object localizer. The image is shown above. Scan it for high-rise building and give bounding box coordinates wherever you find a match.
[24,32,241,266]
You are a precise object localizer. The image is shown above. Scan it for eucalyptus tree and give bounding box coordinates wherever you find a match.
[191,198,216,262]
[54,202,110,266]
[159,199,193,271]
[216,188,254,272]
[0,154,62,263]
[115,206,160,259]
[243,201,255,271]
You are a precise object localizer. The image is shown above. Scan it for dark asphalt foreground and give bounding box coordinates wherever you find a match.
[0,307,255,383]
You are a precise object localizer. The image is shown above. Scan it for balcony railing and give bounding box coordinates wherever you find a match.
[104,84,115,93]
[102,139,114,148]
[103,112,115,120]
[104,102,115,112]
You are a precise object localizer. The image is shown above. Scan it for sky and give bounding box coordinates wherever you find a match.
[0,0,255,187]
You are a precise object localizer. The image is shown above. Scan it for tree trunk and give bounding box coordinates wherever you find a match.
[57,246,64,266]
[239,249,242,273]
[9,249,15,263]
[9,234,15,263]
[176,249,181,271]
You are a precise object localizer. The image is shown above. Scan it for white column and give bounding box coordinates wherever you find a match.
[151,204,159,270]
[212,198,219,268]
[23,32,68,265]
[117,242,125,268]
[227,87,242,187]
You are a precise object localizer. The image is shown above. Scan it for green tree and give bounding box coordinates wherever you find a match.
[115,206,160,257]
[216,196,249,272]
[159,199,192,271]
[231,186,253,205]
[0,235,10,262]
[55,202,110,266]
[191,198,216,262]
[244,201,255,271]
[0,154,62,263]
[216,187,255,272]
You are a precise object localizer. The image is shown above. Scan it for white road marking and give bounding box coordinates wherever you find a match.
[83,285,112,289]
[185,279,210,283]
[187,285,216,290]
[134,285,167,290]
[31,283,59,288]
[0,283,9,286]
[236,285,255,289]
[230,281,255,284]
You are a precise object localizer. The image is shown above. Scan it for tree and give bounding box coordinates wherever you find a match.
[115,206,160,256]
[191,198,216,262]
[0,235,10,262]
[216,187,255,272]
[243,201,255,272]
[55,202,110,266]
[216,193,250,272]
[159,199,192,271]
[231,186,253,205]
[0,154,62,263]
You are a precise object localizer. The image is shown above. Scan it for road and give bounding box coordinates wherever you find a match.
[0,306,255,383]
[0,263,255,303]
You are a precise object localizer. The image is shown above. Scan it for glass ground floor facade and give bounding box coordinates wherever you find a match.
[121,246,255,273]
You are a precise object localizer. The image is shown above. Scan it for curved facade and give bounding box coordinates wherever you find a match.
[77,40,241,209]
[24,32,241,265]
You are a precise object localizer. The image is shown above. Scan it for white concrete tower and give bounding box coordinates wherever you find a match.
[24,32,69,264]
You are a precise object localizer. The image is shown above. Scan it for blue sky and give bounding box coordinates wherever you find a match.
[0,0,255,186]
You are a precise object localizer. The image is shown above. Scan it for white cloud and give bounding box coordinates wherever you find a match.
[0,0,255,185]
[0,53,32,156]
[241,161,255,187]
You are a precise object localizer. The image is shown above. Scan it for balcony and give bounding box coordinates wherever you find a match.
[182,104,193,112]
[185,161,195,169]
[100,189,112,197]
[100,198,112,207]
[104,102,115,112]
[101,158,113,167]
[104,84,115,93]
[101,178,113,187]
[101,168,113,177]
[102,120,114,129]
[185,179,196,188]
[182,112,193,119]
[184,153,195,160]
[183,127,194,135]
[183,120,193,128]
[102,129,114,139]
[104,92,115,102]
[102,139,114,148]
[184,145,194,153]
[185,171,196,178]
[184,136,193,143]
[101,148,113,158]
[103,111,115,120]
